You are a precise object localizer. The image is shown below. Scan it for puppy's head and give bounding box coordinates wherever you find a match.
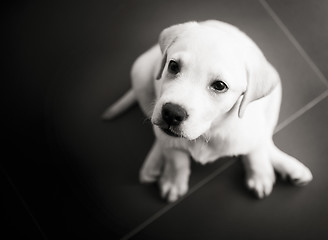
[152,21,279,140]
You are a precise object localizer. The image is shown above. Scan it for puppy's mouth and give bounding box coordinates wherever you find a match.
[160,127,182,138]
[153,121,184,138]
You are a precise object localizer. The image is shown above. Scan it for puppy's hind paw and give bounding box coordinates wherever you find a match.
[287,165,313,187]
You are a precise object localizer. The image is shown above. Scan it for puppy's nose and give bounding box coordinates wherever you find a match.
[161,103,188,126]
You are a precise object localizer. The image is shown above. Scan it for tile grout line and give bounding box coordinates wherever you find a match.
[0,165,49,240]
[120,159,237,240]
[259,0,328,89]
[260,0,328,133]
[274,89,328,134]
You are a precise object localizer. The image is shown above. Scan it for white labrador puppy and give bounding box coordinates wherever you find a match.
[103,20,312,202]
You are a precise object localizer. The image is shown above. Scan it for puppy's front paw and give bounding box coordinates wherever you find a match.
[246,171,276,199]
[139,167,161,183]
[160,178,188,202]
[159,170,189,202]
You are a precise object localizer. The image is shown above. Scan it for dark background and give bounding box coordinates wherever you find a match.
[2,1,328,239]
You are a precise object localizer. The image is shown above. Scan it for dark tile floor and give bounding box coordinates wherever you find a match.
[3,1,328,239]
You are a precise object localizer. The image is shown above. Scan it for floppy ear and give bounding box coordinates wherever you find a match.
[238,50,280,118]
[156,22,198,80]
[156,52,167,80]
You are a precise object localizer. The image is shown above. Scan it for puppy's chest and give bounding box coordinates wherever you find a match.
[187,135,238,164]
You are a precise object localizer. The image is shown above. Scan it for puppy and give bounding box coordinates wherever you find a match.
[103,20,312,202]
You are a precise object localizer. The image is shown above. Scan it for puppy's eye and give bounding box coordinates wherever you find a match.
[168,60,180,74]
[210,80,228,93]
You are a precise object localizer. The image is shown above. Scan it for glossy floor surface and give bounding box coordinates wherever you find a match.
[3,1,328,239]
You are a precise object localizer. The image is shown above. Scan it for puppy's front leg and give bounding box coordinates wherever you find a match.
[160,149,190,202]
[242,145,276,198]
[139,140,163,183]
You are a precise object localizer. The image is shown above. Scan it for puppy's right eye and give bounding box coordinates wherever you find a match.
[168,60,180,74]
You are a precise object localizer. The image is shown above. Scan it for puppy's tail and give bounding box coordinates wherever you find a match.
[102,89,136,120]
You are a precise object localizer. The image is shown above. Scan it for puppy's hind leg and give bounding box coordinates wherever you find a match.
[160,149,190,202]
[269,142,313,186]
[102,89,136,120]
[139,140,164,183]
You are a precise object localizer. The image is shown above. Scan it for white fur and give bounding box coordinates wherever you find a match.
[104,20,312,201]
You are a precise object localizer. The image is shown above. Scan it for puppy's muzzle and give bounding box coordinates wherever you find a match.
[156,103,188,137]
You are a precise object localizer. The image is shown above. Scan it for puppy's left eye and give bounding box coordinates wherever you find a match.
[210,80,228,93]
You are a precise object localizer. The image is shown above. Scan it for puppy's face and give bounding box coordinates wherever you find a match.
[152,28,247,140]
